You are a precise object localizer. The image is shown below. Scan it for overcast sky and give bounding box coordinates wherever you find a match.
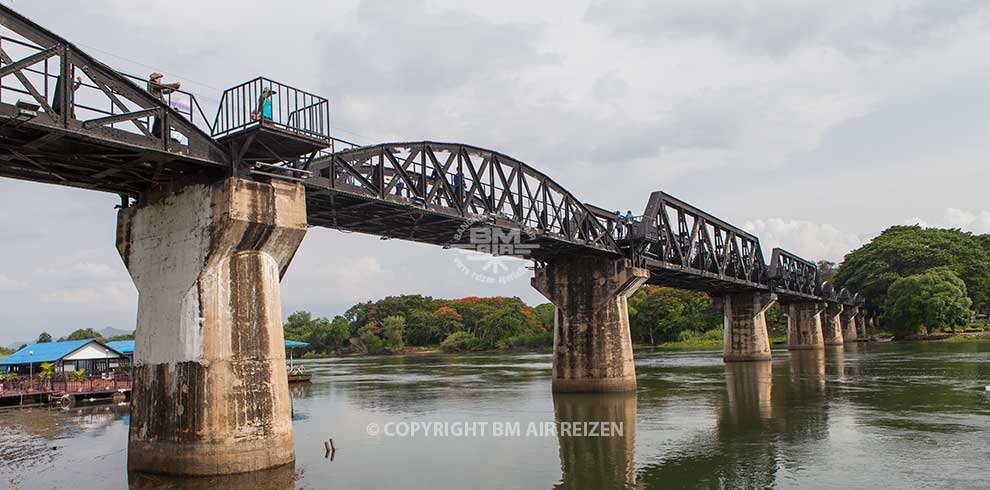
[1,0,989,343]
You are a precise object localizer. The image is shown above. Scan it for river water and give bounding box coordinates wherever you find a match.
[2,341,988,489]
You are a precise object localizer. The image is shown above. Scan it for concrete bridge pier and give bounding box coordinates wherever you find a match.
[840,306,860,343]
[117,177,307,476]
[532,257,649,392]
[720,293,776,362]
[783,301,826,350]
[821,303,844,345]
[858,314,869,339]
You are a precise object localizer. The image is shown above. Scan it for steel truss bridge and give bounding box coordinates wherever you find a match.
[0,5,868,309]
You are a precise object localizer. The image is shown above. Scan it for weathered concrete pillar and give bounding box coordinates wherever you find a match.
[532,257,648,392]
[783,301,825,350]
[117,177,307,476]
[858,314,868,339]
[840,306,859,342]
[821,303,844,345]
[721,293,776,362]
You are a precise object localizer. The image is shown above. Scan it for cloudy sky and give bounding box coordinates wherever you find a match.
[1,0,989,342]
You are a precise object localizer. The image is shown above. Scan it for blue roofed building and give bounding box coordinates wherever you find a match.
[102,339,307,365]
[0,339,127,376]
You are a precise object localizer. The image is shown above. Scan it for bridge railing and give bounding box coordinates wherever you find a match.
[211,76,330,143]
[768,248,820,298]
[0,5,225,165]
[632,191,768,287]
[0,35,216,139]
[308,142,620,253]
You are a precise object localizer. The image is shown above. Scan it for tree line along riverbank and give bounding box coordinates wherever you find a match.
[3,225,986,359]
[282,225,990,358]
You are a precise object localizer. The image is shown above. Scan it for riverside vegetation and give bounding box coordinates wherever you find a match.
[284,225,989,357]
[4,226,986,359]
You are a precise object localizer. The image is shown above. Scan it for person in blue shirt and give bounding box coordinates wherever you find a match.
[625,210,635,236]
[257,87,275,121]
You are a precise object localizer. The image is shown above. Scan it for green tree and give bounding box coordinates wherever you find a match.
[66,328,102,341]
[817,260,838,285]
[476,306,527,349]
[884,268,972,337]
[399,310,435,346]
[835,226,990,312]
[37,332,52,343]
[440,331,479,352]
[358,324,385,354]
[433,306,464,337]
[381,316,406,353]
[628,287,720,344]
[328,316,352,353]
[107,333,135,341]
[534,303,555,330]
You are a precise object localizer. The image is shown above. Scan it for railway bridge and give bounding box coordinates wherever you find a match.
[0,6,875,476]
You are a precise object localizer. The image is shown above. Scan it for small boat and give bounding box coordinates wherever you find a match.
[870,336,894,342]
[287,366,312,384]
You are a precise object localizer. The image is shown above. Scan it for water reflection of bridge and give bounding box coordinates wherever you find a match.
[550,350,836,489]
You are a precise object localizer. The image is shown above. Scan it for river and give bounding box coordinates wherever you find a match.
[1,341,988,489]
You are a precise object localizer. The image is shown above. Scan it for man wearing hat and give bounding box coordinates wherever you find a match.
[147,72,181,138]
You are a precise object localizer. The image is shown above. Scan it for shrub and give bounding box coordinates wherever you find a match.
[884,268,973,337]
[440,331,479,353]
[499,331,553,350]
[381,316,406,354]
[70,370,87,382]
[39,362,55,380]
[358,324,385,354]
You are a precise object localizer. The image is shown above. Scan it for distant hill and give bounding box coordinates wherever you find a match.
[99,327,133,339]
[5,340,30,350]
[4,327,134,350]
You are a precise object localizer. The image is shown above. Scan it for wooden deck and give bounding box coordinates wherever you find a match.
[0,377,132,406]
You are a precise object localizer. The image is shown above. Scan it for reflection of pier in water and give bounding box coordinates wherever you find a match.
[633,351,834,488]
[552,393,637,490]
[129,464,295,490]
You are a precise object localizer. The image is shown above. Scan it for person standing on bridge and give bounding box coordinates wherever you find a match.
[147,72,181,139]
[615,210,623,238]
[625,210,635,236]
[257,87,276,121]
[51,75,82,118]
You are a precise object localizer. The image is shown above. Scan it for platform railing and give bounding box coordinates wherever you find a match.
[0,34,215,139]
[211,76,330,142]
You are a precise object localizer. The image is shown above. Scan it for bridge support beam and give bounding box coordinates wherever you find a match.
[821,303,844,345]
[783,301,826,350]
[720,293,776,362]
[532,257,648,393]
[840,306,860,343]
[858,314,868,339]
[117,177,307,476]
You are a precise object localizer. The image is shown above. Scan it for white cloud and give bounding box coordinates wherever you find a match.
[39,281,136,310]
[0,274,23,291]
[743,218,863,262]
[37,262,117,279]
[943,208,990,233]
